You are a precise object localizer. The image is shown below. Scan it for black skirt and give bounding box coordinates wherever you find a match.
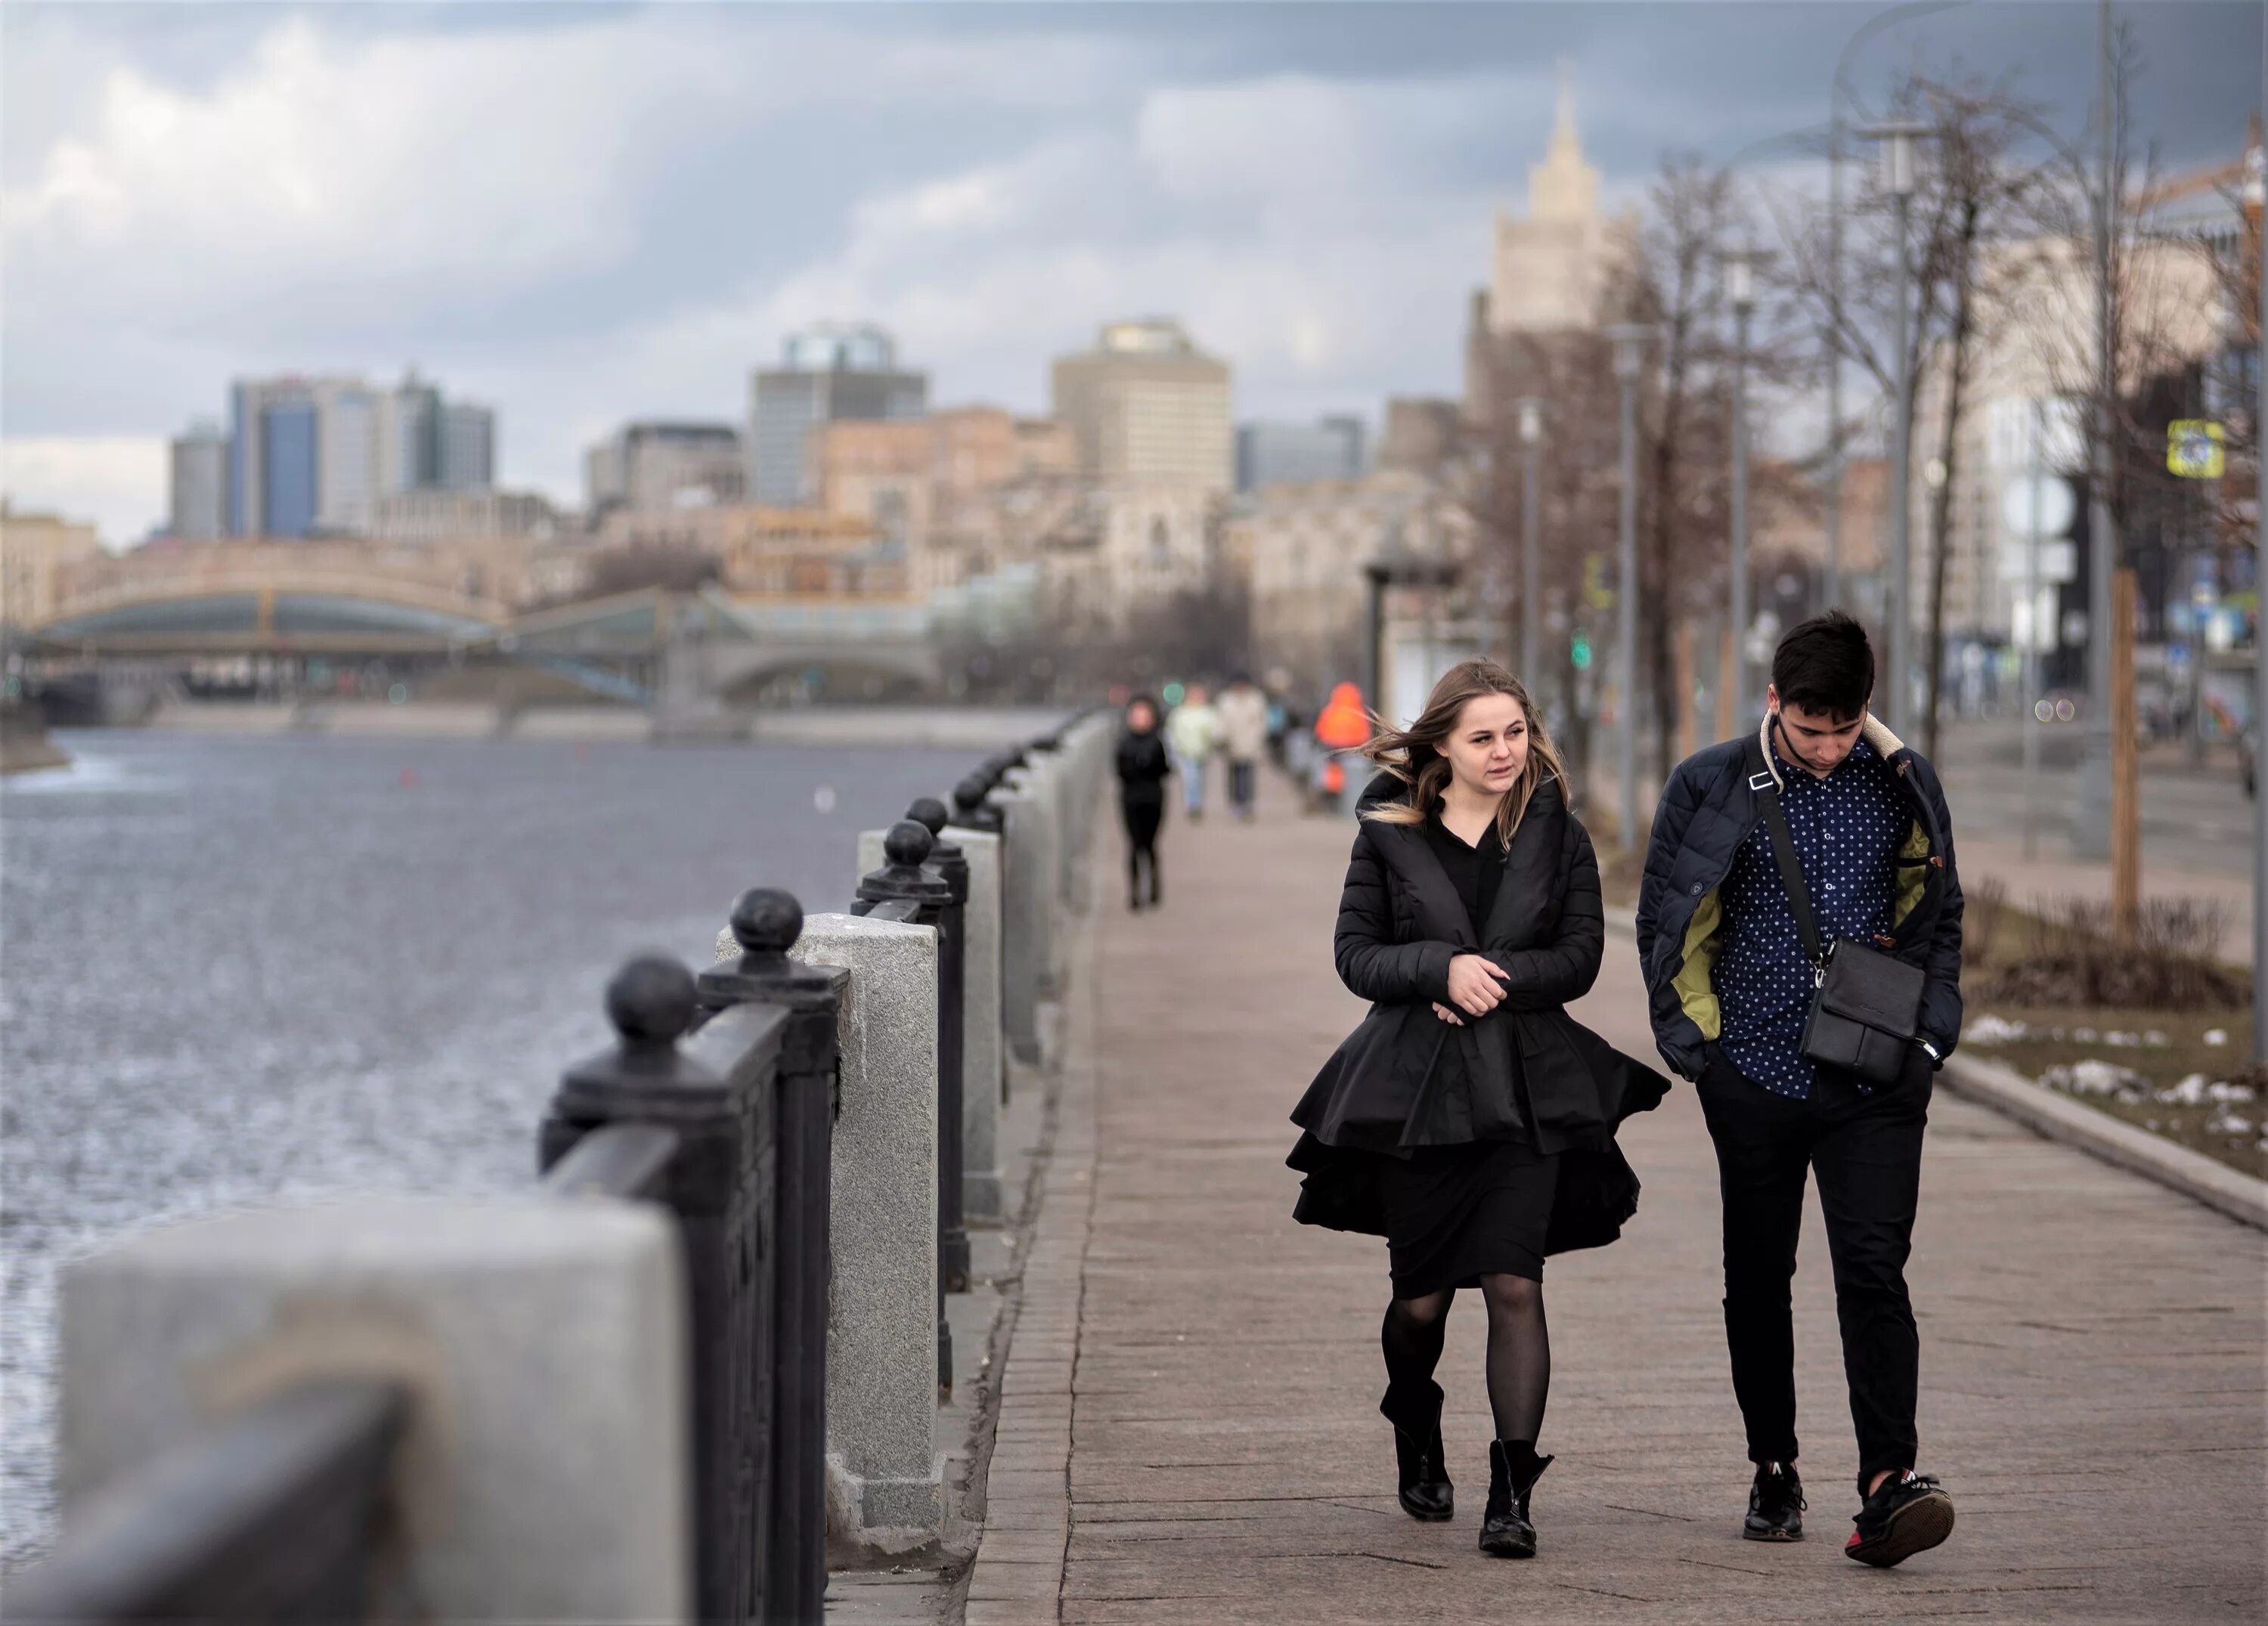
[1380,1138,1560,1296]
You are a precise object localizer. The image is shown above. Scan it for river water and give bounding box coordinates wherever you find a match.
[0,728,997,1563]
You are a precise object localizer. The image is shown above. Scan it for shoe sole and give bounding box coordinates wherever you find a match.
[1742,1523,1804,1542]
[1397,1496,1454,1522]
[1478,1535,1536,1559]
[1845,1491,1954,1567]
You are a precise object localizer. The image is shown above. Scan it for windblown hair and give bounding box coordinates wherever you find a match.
[1358,659,1566,847]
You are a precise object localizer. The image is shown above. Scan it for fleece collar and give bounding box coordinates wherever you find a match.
[1754,710,1907,792]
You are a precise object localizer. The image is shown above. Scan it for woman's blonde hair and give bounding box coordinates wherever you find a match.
[1359,659,1566,847]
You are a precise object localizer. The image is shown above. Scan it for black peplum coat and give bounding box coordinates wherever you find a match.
[1287,773,1671,1256]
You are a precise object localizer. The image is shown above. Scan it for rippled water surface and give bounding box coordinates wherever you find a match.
[1,729,985,1561]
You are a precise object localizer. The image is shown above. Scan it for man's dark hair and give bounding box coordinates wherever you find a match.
[1771,610,1876,723]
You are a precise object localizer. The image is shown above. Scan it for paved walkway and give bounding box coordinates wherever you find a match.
[966,768,2266,1624]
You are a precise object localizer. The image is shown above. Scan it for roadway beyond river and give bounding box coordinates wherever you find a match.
[0,727,987,1566]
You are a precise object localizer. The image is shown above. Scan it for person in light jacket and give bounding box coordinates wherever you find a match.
[1287,658,1668,1560]
[1164,684,1222,819]
[1215,673,1270,821]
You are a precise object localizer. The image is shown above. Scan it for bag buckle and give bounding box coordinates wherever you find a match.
[1746,770,1777,792]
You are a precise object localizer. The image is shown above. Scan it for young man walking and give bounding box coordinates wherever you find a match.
[1636,612,1963,1568]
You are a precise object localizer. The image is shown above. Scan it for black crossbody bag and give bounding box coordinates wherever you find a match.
[1746,734,1926,1088]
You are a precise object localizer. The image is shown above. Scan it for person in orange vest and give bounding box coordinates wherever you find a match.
[1313,681,1373,813]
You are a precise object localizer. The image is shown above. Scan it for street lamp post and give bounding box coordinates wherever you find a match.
[1517,398,1543,683]
[2247,130,2266,1058]
[1605,324,1656,849]
[1725,246,1764,722]
[1866,121,1929,736]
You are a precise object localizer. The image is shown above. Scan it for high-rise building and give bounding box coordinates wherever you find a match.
[1050,319,1233,491]
[585,422,745,518]
[224,370,493,537]
[377,376,441,496]
[312,379,380,534]
[438,401,495,492]
[748,324,928,506]
[168,423,230,540]
[1235,416,1368,492]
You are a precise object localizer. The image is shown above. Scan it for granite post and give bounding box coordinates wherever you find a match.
[863,825,1003,1224]
[993,783,1046,1064]
[781,912,943,1538]
[52,1197,691,1621]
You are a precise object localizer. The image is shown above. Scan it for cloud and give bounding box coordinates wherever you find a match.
[2,438,167,550]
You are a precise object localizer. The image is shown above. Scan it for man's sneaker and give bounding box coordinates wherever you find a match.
[1844,1470,1954,1567]
[1743,1462,1805,1541]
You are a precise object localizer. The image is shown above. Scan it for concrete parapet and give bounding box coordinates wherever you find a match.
[54,1196,691,1621]
[1000,763,1062,999]
[782,911,944,1539]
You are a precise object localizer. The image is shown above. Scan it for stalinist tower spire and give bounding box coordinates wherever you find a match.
[1527,57,1600,224]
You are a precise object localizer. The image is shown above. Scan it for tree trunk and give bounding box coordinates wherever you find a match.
[1922,197,1981,760]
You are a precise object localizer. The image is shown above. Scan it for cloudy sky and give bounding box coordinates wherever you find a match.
[2,1,2257,545]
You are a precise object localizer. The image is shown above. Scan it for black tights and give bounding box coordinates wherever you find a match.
[1380,1275,1550,1445]
[1127,841,1159,901]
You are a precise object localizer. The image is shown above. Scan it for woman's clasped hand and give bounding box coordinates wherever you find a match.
[1436,953,1510,1025]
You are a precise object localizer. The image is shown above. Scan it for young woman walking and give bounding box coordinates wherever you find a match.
[1287,660,1668,1558]
[1114,695,1172,910]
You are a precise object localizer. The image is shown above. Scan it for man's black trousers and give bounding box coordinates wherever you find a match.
[1696,1046,1932,1490]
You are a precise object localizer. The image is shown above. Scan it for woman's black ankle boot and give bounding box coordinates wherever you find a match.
[1479,1439,1552,1557]
[1393,1421,1454,1521]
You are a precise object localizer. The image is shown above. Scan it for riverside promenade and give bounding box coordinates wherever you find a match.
[966,768,2266,1624]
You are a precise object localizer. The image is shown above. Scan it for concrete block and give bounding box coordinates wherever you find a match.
[945,825,1006,1222]
[56,1196,689,1621]
[785,912,943,1539]
[993,785,1045,1063]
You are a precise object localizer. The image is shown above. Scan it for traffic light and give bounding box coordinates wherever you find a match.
[1571,630,1593,671]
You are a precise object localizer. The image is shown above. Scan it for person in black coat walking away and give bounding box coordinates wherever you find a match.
[1286,659,1668,1559]
[1636,612,1963,1569]
[1115,695,1172,910]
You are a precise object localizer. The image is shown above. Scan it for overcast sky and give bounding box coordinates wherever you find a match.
[2,0,2257,545]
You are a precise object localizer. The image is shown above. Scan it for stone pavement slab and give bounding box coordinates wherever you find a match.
[970,767,2267,1623]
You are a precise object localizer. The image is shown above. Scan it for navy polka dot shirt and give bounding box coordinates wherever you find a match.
[1713,733,1907,1099]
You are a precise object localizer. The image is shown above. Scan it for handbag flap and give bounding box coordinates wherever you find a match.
[1816,941,1925,1037]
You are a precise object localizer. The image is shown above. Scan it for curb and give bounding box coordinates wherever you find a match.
[1600,904,2268,1234]
[1938,1051,2268,1233]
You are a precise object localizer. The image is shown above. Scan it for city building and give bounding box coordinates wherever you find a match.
[1910,218,2227,659]
[1050,319,1234,491]
[222,370,494,538]
[1461,65,1634,426]
[1235,417,1368,492]
[748,324,928,506]
[1226,469,1474,698]
[0,501,104,627]
[1037,480,1222,631]
[585,422,747,519]
[1377,398,1467,478]
[438,401,496,492]
[810,407,1080,590]
[372,489,562,544]
[168,423,230,540]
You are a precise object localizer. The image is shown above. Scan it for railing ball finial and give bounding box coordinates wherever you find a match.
[906,796,950,836]
[883,818,934,871]
[951,774,988,818]
[606,955,697,1051]
[728,887,804,965]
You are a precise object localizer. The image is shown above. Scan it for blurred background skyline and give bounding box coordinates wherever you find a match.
[5,0,2258,546]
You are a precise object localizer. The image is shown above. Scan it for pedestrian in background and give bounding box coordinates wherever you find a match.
[1165,683,1221,821]
[1312,681,1372,814]
[1287,659,1668,1560]
[1637,611,1963,1569]
[1114,694,1172,910]
[1216,673,1269,822]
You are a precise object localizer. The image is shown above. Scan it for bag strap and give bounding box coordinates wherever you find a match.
[1744,730,1828,974]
